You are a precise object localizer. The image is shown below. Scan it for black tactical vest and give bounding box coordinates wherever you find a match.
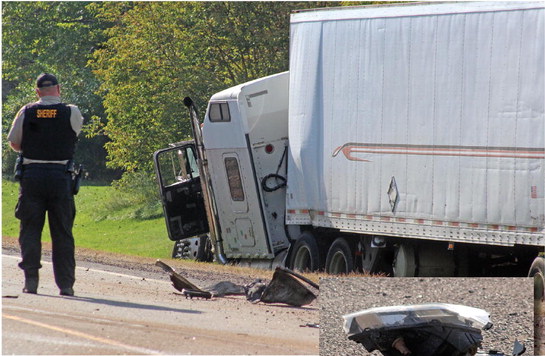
[21,102,77,161]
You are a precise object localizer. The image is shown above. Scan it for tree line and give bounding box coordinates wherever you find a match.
[2,2,375,193]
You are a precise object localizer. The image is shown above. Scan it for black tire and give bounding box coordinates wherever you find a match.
[529,256,544,300]
[197,235,214,262]
[171,235,213,261]
[289,232,321,272]
[325,238,355,275]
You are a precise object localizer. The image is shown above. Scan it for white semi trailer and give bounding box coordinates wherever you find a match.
[154,2,544,277]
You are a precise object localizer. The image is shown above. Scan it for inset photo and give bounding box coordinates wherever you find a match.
[320,278,533,356]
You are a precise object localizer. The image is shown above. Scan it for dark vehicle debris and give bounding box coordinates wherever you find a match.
[181,289,212,299]
[343,303,525,356]
[155,260,317,307]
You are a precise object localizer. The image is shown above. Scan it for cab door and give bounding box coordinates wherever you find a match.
[153,141,208,240]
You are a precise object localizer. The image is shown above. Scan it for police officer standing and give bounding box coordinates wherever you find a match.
[7,73,84,296]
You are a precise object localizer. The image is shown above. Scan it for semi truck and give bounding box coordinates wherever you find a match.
[154,2,544,278]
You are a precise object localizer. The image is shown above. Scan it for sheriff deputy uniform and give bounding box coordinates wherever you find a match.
[7,73,84,296]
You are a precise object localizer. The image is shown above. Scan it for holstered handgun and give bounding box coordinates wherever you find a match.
[72,164,84,195]
[13,154,23,182]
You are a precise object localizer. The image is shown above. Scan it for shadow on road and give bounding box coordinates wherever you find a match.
[46,294,203,314]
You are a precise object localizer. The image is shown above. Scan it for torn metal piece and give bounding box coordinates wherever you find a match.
[155,260,201,292]
[258,267,317,307]
[512,340,526,356]
[277,267,319,290]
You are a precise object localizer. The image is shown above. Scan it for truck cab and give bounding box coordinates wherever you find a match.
[201,71,291,266]
[154,72,292,267]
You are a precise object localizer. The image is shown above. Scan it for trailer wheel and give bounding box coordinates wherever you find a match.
[325,238,354,275]
[290,232,321,272]
[529,256,544,301]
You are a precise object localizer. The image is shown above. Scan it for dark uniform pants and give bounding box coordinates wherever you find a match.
[15,164,76,289]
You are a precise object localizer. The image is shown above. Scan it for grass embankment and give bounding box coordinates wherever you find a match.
[2,179,173,259]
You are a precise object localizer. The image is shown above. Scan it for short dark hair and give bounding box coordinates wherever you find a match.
[36,73,59,88]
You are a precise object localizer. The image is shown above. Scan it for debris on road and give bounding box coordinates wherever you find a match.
[155,260,317,307]
[255,267,317,307]
[204,281,246,297]
[181,289,212,299]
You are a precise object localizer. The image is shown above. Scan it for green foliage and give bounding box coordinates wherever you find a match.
[91,2,207,173]
[89,2,338,181]
[1,2,116,181]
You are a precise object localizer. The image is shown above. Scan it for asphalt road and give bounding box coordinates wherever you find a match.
[2,252,319,355]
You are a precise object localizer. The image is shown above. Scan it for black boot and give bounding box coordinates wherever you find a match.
[23,270,39,294]
[59,287,74,296]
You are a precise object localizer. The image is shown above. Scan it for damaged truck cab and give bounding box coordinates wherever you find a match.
[155,73,292,267]
[198,72,292,266]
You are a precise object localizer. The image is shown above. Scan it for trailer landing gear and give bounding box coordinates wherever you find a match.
[358,236,388,275]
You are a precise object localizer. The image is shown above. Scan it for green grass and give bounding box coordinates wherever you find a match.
[2,179,174,259]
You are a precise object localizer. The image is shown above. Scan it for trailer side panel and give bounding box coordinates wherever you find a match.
[286,3,545,246]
